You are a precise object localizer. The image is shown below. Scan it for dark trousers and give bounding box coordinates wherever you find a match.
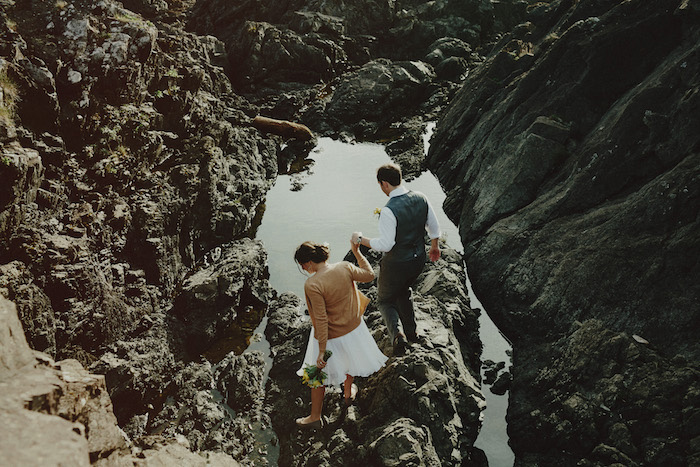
[377,254,425,344]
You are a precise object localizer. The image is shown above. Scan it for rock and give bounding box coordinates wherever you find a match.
[0,296,36,372]
[215,351,266,412]
[435,56,469,82]
[173,239,273,356]
[508,320,700,464]
[427,0,700,463]
[0,144,43,235]
[0,297,126,463]
[490,371,511,396]
[368,418,442,466]
[0,407,90,467]
[0,262,56,356]
[226,21,347,89]
[425,37,474,67]
[313,59,436,139]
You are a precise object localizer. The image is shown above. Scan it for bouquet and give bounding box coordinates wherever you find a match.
[300,350,333,388]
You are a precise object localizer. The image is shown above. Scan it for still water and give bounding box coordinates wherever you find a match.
[252,135,514,466]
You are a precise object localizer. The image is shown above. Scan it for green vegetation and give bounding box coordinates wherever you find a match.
[164,67,181,79]
[114,11,155,28]
[0,69,19,122]
[1,156,11,166]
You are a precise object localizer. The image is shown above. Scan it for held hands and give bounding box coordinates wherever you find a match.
[350,231,363,253]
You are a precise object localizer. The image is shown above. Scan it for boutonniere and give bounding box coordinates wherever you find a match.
[373,208,381,217]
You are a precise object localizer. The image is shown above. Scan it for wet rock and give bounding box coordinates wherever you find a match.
[482,359,505,385]
[384,119,429,180]
[306,59,436,139]
[215,351,266,412]
[490,371,511,396]
[226,21,347,89]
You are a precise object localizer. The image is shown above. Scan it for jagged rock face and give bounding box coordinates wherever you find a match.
[510,320,700,466]
[0,0,279,363]
[427,0,700,464]
[264,247,485,466]
[173,239,273,356]
[428,0,700,356]
[302,59,437,138]
[0,297,126,464]
[0,296,246,465]
[188,0,496,90]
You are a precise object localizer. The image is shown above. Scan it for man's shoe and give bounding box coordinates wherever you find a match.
[393,334,408,356]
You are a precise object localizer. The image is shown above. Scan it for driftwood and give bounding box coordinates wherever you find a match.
[251,116,314,141]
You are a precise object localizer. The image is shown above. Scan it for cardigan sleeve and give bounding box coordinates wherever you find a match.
[348,255,375,283]
[304,281,328,347]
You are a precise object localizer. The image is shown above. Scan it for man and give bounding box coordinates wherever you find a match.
[352,163,440,355]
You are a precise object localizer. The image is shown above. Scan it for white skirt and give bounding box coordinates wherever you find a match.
[296,319,389,387]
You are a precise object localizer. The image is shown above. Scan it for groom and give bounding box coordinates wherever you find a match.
[353,163,441,355]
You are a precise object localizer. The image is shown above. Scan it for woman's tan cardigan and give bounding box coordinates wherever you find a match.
[303,255,375,347]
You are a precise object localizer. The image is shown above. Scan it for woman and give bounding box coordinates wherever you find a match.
[294,239,388,429]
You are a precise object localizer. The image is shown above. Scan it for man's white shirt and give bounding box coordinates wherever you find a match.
[369,186,441,253]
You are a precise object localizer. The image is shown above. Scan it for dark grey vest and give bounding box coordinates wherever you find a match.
[384,191,428,262]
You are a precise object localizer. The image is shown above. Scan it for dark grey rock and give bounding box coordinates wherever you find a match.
[427,0,700,464]
[508,320,699,465]
[173,239,273,356]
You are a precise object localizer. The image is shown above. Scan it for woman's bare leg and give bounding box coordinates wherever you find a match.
[297,386,325,424]
[310,386,325,420]
[344,375,355,401]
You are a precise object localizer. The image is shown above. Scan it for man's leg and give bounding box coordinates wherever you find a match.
[394,256,424,338]
[377,262,402,345]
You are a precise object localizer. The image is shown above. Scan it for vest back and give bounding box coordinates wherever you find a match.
[384,191,428,262]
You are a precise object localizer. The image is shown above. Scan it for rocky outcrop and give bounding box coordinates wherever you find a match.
[187,0,509,146]
[427,0,700,464]
[1,295,245,465]
[0,0,279,361]
[90,240,273,459]
[189,0,498,86]
[1,0,284,463]
[173,239,273,356]
[510,320,699,466]
[0,296,124,464]
[264,246,485,466]
[302,59,437,139]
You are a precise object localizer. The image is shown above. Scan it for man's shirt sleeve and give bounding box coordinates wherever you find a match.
[369,207,396,252]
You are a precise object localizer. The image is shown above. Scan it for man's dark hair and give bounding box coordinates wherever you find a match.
[376,163,402,186]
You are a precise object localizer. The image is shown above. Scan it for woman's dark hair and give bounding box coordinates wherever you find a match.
[294,241,330,264]
[376,163,402,186]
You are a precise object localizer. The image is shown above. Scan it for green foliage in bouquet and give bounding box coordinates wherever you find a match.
[300,350,333,388]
